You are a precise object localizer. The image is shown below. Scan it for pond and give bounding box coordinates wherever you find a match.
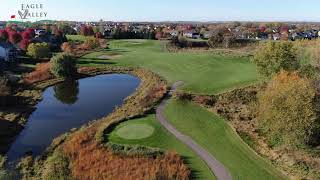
[6,74,140,162]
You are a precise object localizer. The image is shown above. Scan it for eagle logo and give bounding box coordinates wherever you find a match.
[18,9,29,19]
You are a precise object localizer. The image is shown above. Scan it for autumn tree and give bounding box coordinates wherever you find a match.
[50,53,77,78]
[27,43,51,59]
[8,31,22,44]
[258,71,320,147]
[252,41,300,77]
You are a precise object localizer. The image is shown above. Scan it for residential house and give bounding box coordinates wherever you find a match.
[183,31,200,39]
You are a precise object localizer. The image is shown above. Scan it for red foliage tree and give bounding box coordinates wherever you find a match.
[95,32,103,39]
[80,25,94,36]
[8,31,22,44]
[87,26,94,36]
[80,25,89,36]
[19,39,31,51]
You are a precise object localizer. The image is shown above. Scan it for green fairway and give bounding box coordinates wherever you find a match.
[67,35,92,42]
[79,40,258,94]
[109,116,216,180]
[164,100,286,180]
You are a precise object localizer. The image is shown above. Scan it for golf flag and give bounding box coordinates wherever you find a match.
[11,15,16,19]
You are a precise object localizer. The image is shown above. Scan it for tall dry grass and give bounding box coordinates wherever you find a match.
[23,62,52,84]
[62,124,190,180]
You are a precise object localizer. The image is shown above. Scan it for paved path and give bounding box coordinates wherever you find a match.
[156,81,233,180]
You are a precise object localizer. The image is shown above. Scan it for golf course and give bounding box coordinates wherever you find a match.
[72,37,285,179]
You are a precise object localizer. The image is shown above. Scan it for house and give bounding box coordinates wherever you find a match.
[183,31,200,39]
[202,31,214,39]
[35,29,46,37]
[170,30,179,37]
[0,42,17,62]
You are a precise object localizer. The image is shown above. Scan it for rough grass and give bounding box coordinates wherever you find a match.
[164,99,287,180]
[62,122,190,180]
[79,40,258,94]
[109,116,216,179]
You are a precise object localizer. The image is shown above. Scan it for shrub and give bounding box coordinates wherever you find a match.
[41,151,71,180]
[50,53,77,78]
[95,32,103,39]
[83,38,100,50]
[61,42,74,54]
[253,41,300,77]
[27,43,51,59]
[258,71,319,147]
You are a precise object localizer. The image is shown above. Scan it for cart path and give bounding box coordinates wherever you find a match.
[156,81,233,180]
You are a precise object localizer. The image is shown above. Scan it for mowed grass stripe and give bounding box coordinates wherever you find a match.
[164,100,287,180]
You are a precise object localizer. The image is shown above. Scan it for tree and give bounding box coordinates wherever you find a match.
[19,39,31,51]
[50,53,77,78]
[83,38,100,50]
[8,31,22,44]
[258,71,320,147]
[95,32,103,39]
[27,43,51,59]
[252,41,300,77]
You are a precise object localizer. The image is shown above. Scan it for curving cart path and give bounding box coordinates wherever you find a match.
[156,81,233,180]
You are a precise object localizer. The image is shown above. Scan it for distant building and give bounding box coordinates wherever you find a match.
[0,42,17,62]
[183,31,200,39]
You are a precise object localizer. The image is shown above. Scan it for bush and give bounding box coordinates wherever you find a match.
[253,41,300,77]
[258,71,320,147]
[27,43,51,59]
[50,53,77,78]
[61,42,74,54]
[95,32,103,39]
[83,38,100,50]
[41,151,71,180]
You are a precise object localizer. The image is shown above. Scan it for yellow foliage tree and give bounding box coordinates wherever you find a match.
[258,70,319,147]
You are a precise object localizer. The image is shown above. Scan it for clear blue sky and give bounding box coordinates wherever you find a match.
[1,0,320,22]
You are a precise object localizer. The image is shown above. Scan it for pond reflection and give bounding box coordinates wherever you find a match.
[6,74,140,162]
[54,80,79,105]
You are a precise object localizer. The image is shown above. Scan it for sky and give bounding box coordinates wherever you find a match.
[0,0,320,22]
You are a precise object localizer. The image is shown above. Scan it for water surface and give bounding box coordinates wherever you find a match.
[6,74,140,161]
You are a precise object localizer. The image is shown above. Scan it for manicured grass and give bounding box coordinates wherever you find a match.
[164,100,287,180]
[79,40,258,94]
[114,123,155,140]
[109,116,216,180]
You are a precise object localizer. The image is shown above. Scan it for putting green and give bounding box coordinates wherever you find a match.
[115,124,155,140]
